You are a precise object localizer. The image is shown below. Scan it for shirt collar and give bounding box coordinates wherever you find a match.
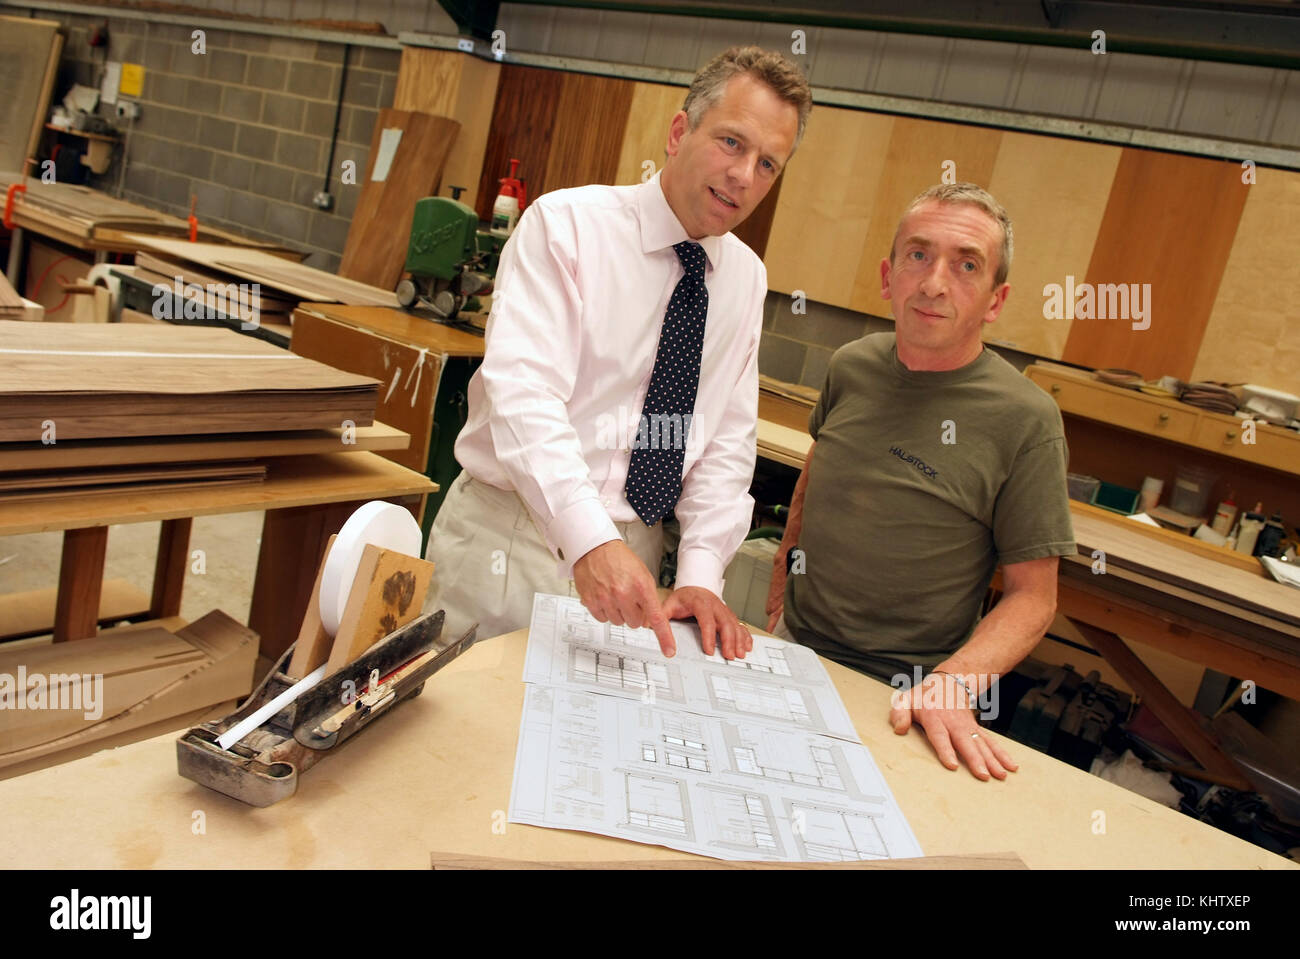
[637,170,722,271]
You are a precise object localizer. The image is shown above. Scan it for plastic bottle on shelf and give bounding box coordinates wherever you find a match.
[1234,503,1266,555]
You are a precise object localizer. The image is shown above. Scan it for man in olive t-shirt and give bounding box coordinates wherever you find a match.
[766,183,1075,781]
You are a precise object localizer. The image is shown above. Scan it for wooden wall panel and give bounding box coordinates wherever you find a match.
[475,65,565,221]
[1191,169,1300,391]
[764,106,895,305]
[848,117,1004,316]
[391,48,500,204]
[542,73,637,194]
[614,82,685,186]
[1061,150,1248,381]
[984,132,1122,360]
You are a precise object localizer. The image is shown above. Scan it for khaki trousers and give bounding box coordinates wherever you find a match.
[423,471,664,643]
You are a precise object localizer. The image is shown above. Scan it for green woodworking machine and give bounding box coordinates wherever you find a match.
[395,194,504,326]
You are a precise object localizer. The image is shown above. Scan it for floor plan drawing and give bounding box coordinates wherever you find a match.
[511,605,925,863]
[522,593,860,742]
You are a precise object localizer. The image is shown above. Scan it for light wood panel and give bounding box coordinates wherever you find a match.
[984,132,1122,359]
[391,47,500,204]
[0,629,1288,868]
[849,117,1004,316]
[614,82,685,186]
[1192,168,1300,390]
[765,106,895,305]
[1061,150,1248,380]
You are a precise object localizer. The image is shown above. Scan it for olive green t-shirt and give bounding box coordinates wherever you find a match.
[783,333,1075,682]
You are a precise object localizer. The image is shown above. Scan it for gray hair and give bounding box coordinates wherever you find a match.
[891,182,1014,287]
[682,46,813,157]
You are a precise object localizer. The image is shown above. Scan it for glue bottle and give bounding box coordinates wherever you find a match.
[1235,503,1265,555]
[491,158,524,237]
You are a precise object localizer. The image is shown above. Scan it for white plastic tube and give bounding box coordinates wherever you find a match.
[216,664,327,751]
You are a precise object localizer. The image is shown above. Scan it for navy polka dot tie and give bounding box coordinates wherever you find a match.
[625,241,708,527]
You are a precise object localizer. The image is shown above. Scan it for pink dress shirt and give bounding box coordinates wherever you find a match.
[453,171,766,596]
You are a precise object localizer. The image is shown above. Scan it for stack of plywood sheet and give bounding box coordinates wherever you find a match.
[0,175,301,253]
[0,320,388,501]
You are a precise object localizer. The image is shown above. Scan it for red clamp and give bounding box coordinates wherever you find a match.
[187,193,199,241]
[3,181,27,230]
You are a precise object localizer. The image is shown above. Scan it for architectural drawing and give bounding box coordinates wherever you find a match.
[510,637,924,862]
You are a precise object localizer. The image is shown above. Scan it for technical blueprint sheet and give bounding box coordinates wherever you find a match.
[509,593,924,862]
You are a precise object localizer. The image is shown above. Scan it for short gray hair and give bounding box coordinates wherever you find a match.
[891,182,1014,286]
[682,46,813,156]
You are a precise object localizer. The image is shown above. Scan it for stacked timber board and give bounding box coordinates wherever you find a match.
[0,320,379,443]
[0,320,388,501]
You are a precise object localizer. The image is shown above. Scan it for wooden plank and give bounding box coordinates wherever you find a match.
[1070,501,1260,574]
[0,451,435,537]
[614,82,685,186]
[475,64,565,221]
[765,106,895,303]
[849,116,1003,315]
[149,518,192,619]
[0,461,264,493]
[337,110,461,290]
[0,578,151,642]
[324,544,434,675]
[0,17,61,174]
[1067,618,1251,790]
[0,422,410,473]
[1192,167,1300,387]
[53,526,108,642]
[1071,509,1300,626]
[984,132,1121,359]
[1061,150,1249,380]
[122,235,397,306]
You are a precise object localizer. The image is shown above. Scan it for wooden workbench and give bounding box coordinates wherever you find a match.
[0,452,436,658]
[0,626,1288,869]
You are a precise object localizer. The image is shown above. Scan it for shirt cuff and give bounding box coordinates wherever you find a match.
[547,497,621,578]
[673,548,725,598]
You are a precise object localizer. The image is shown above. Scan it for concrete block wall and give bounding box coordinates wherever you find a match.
[35,12,401,271]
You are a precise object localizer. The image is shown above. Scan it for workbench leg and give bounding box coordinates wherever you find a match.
[248,496,427,661]
[53,526,109,642]
[1067,617,1252,791]
[149,517,193,619]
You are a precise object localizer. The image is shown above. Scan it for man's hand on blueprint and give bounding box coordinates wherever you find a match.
[662,587,753,662]
[573,540,677,654]
[889,673,1018,782]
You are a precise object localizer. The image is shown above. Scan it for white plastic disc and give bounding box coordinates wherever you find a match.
[319,501,422,636]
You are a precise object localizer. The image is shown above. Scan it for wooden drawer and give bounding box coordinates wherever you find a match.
[1031,371,1198,442]
[1193,414,1300,473]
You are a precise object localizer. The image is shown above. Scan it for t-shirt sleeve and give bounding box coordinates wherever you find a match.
[808,359,836,440]
[992,435,1077,565]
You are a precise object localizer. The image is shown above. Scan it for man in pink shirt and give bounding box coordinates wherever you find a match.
[424,46,811,659]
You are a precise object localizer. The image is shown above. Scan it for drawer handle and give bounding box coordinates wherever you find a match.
[1050,384,1061,394]
[1157,412,1169,424]
[1225,429,1237,441]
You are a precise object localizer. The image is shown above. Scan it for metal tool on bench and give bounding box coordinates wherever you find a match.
[394,190,504,328]
[176,503,475,806]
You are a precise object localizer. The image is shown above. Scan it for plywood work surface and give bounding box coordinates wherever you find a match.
[0,627,1288,868]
